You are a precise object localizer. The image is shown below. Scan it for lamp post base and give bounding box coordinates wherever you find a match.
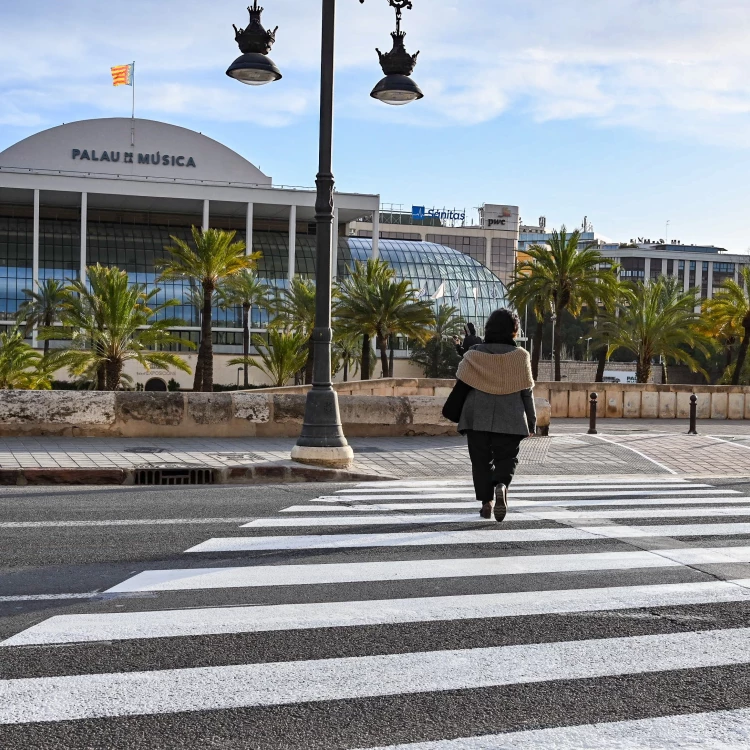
[291,444,354,469]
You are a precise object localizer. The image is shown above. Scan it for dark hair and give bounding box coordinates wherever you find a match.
[484,308,520,344]
[466,322,476,336]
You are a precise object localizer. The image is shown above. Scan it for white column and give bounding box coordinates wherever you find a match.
[707,261,715,299]
[661,258,667,276]
[683,262,689,292]
[32,189,40,347]
[331,207,339,280]
[643,257,651,281]
[245,202,254,256]
[734,263,740,285]
[80,192,87,281]
[288,205,296,281]
[202,199,209,231]
[371,207,379,260]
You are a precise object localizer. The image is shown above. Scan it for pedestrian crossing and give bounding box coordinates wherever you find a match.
[4,475,750,747]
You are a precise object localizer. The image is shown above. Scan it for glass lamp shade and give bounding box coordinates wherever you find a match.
[370,74,423,106]
[226,53,282,86]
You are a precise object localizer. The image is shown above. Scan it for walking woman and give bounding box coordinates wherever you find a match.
[456,308,536,521]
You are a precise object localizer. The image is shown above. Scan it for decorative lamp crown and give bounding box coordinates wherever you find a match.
[377,30,419,76]
[233,1,278,54]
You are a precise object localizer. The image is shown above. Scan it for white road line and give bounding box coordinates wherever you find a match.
[186,522,750,553]
[252,507,750,527]
[328,490,738,501]
[4,628,750,724]
[340,484,705,494]
[356,478,691,488]
[0,518,254,529]
[244,514,486,527]
[281,497,750,512]
[355,708,750,750]
[185,528,598,552]
[7,580,750,647]
[104,546,750,593]
[0,593,100,603]
[586,433,679,474]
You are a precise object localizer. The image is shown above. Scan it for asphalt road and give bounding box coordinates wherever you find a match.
[3,476,750,748]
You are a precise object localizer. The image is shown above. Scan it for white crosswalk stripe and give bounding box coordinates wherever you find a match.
[5,475,750,746]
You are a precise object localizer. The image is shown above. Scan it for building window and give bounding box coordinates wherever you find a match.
[701,261,709,299]
[667,259,674,276]
[620,257,645,279]
[426,234,487,266]
[713,261,735,292]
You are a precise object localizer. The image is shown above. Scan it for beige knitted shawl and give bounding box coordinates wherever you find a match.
[456,347,534,395]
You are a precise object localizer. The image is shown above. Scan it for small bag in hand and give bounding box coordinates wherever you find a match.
[441,379,472,423]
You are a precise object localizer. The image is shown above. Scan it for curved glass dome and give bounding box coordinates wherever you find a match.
[341,238,510,332]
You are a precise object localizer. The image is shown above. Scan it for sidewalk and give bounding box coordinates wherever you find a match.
[1,420,750,482]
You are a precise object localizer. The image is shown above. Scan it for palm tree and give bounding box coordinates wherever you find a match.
[0,326,54,390]
[231,328,308,387]
[333,331,362,382]
[159,228,259,392]
[335,259,394,380]
[44,265,193,391]
[16,278,68,357]
[704,267,750,385]
[372,275,435,377]
[507,272,552,380]
[275,277,317,384]
[515,228,619,381]
[595,278,709,383]
[410,304,465,378]
[220,271,273,388]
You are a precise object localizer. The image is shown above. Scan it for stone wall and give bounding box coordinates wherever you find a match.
[534,382,750,420]
[0,389,456,438]
[0,381,550,438]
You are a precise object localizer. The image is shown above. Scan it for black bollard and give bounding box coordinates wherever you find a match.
[588,392,598,435]
[688,394,698,435]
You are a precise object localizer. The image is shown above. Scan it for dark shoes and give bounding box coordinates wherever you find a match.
[494,484,508,522]
[479,500,495,519]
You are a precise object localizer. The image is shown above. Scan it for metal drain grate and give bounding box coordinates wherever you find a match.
[134,467,216,486]
[123,447,167,454]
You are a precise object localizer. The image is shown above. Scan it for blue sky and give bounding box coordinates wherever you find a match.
[2,0,750,251]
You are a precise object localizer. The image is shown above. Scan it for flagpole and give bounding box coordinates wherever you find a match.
[130,61,136,147]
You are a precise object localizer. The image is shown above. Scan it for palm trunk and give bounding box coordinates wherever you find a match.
[732,329,750,385]
[595,346,607,383]
[96,363,106,391]
[553,311,562,382]
[105,360,123,391]
[43,313,51,358]
[242,304,250,388]
[661,359,668,385]
[361,334,371,381]
[531,318,544,381]
[636,355,651,384]
[388,336,395,378]
[196,283,214,392]
[377,332,389,379]
[343,358,349,382]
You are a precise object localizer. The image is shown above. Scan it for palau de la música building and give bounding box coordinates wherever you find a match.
[0,117,383,388]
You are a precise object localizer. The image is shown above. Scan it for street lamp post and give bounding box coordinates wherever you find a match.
[227,1,423,468]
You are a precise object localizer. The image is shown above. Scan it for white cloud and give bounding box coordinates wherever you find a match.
[3,0,750,144]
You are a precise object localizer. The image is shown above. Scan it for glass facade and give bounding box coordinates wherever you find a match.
[1,218,508,345]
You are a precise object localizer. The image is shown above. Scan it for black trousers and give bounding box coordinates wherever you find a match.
[466,430,524,503]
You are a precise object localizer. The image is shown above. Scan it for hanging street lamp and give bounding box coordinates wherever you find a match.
[370,1,423,105]
[227,0,423,468]
[226,2,282,85]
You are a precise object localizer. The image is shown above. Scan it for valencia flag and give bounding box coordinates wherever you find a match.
[110,64,133,87]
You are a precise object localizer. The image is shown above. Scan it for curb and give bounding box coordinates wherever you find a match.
[0,463,393,487]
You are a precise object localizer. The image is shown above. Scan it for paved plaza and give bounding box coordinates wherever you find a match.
[2,419,750,478]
